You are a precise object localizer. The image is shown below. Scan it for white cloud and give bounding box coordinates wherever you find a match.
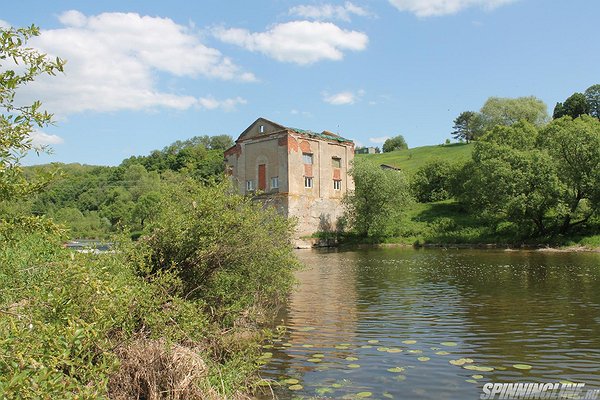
[289,2,372,21]
[388,0,517,17]
[197,96,247,111]
[323,89,364,105]
[213,21,368,65]
[17,10,253,116]
[0,19,10,28]
[30,130,64,146]
[369,136,390,144]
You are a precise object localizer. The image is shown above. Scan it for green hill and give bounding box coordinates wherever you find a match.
[359,143,474,174]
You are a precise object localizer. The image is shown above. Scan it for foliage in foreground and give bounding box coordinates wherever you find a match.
[0,181,298,399]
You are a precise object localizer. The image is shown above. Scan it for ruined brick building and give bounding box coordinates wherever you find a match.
[224,118,355,238]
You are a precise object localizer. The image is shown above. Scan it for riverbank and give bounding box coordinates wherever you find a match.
[305,199,600,252]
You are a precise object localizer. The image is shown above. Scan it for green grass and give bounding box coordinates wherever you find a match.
[338,200,600,249]
[359,143,473,175]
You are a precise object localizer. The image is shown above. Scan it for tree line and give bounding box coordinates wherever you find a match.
[344,92,600,242]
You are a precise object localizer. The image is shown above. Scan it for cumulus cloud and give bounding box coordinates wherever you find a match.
[369,136,390,144]
[388,0,517,17]
[30,130,64,146]
[197,96,247,111]
[18,10,253,116]
[289,2,372,21]
[322,89,364,105]
[213,21,368,65]
[0,19,10,28]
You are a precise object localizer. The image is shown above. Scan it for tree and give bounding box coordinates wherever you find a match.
[479,96,549,131]
[0,25,65,203]
[208,134,234,151]
[411,159,461,203]
[584,84,600,119]
[451,111,480,143]
[552,102,565,119]
[458,122,561,236]
[140,179,298,325]
[538,115,600,233]
[343,158,411,238]
[457,117,600,237]
[553,93,589,119]
[382,135,408,152]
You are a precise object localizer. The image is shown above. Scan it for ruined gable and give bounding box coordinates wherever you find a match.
[236,118,286,142]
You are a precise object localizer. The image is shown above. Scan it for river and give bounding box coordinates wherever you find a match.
[257,247,600,399]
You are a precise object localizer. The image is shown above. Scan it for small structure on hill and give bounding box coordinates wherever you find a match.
[224,118,355,237]
[355,146,379,154]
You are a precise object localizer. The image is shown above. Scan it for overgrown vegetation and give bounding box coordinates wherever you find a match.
[346,95,600,247]
[0,25,298,399]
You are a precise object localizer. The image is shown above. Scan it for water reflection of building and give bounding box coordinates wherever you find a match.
[286,251,359,346]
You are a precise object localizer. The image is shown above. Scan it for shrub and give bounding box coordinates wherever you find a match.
[137,179,299,327]
[411,159,462,203]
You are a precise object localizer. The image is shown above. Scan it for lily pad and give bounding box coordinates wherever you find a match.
[307,358,322,363]
[408,349,423,354]
[466,379,478,384]
[302,344,314,348]
[332,383,343,388]
[472,375,484,380]
[513,364,532,370]
[464,365,494,372]
[262,344,273,349]
[347,364,361,369]
[312,353,325,358]
[430,347,441,351]
[387,348,402,353]
[316,387,334,395]
[418,357,430,362]
[377,347,390,352]
[283,378,300,385]
[345,356,359,361]
[288,384,303,391]
[368,340,379,344]
[387,367,405,373]
[449,358,474,366]
[357,392,372,398]
[402,340,417,344]
[335,345,350,350]
[282,343,293,347]
[440,342,458,347]
[361,345,373,349]
[435,351,450,356]
[261,352,273,358]
[383,392,394,399]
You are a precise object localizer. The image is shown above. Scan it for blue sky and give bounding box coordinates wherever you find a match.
[4,0,599,166]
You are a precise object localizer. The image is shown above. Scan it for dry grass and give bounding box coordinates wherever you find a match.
[109,338,210,400]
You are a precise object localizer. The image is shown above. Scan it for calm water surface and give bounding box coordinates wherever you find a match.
[257,248,600,399]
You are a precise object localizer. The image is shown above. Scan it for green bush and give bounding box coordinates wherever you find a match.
[411,159,462,203]
[137,179,299,327]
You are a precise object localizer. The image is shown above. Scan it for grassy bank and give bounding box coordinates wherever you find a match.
[336,199,600,250]
[360,142,473,174]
